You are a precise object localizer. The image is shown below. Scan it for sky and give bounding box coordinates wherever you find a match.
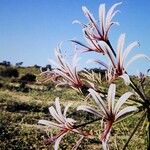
[0,0,150,74]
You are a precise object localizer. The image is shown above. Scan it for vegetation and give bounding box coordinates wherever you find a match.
[1,2,150,150]
[0,67,19,78]
[0,65,149,149]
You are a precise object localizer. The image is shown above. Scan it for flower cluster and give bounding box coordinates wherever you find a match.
[38,2,150,150]
[72,3,149,83]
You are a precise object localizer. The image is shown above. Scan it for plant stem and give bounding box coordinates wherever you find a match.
[74,117,101,128]
[122,111,146,150]
[106,40,116,57]
[129,77,146,100]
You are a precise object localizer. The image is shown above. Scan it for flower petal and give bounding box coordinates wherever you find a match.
[114,92,133,114]
[55,98,65,122]
[98,41,116,67]
[77,105,105,118]
[99,3,106,35]
[125,54,150,70]
[106,2,122,31]
[117,33,125,69]
[88,88,109,117]
[54,132,67,150]
[122,41,139,67]
[63,103,72,117]
[120,73,131,85]
[115,106,138,120]
[107,84,116,112]
[82,6,97,25]
[38,120,63,128]
[49,106,64,123]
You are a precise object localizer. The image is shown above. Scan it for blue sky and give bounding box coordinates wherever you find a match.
[0,0,150,74]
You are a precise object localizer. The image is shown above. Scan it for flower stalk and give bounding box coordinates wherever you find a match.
[38,2,150,149]
[122,111,146,150]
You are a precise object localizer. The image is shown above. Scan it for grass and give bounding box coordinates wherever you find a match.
[0,85,147,150]
[0,66,149,149]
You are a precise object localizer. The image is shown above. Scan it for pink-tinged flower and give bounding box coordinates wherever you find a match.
[50,46,83,90]
[77,84,137,149]
[38,98,81,150]
[72,2,121,53]
[96,33,149,82]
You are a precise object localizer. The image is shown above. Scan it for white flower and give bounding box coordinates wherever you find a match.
[49,45,83,90]
[39,98,79,150]
[96,33,149,82]
[72,2,121,53]
[77,84,137,148]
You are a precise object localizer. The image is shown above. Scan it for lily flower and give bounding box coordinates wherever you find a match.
[72,2,121,53]
[95,33,149,82]
[77,84,137,149]
[38,97,82,150]
[50,45,83,90]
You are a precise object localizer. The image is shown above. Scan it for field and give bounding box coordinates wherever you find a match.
[0,66,148,150]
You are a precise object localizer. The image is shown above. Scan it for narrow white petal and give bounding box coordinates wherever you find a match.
[117,34,125,69]
[115,106,138,120]
[107,84,116,112]
[106,2,122,31]
[83,31,98,50]
[106,2,122,22]
[38,120,63,128]
[65,118,76,129]
[82,6,97,23]
[55,98,65,122]
[63,103,72,117]
[71,39,93,51]
[120,74,131,85]
[88,88,108,116]
[72,53,80,69]
[77,105,105,118]
[66,62,78,81]
[102,140,107,150]
[66,118,76,124]
[125,54,150,70]
[49,106,64,123]
[109,10,120,23]
[72,20,87,28]
[98,41,116,67]
[105,21,120,37]
[99,4,106,35]
[54,132,67,150]
[82,6,90,17]
[114,92,133,114]
[122,41,139,67]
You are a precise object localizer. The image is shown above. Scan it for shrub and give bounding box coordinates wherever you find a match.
[0,67,19,78]
[20,73,36,83]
